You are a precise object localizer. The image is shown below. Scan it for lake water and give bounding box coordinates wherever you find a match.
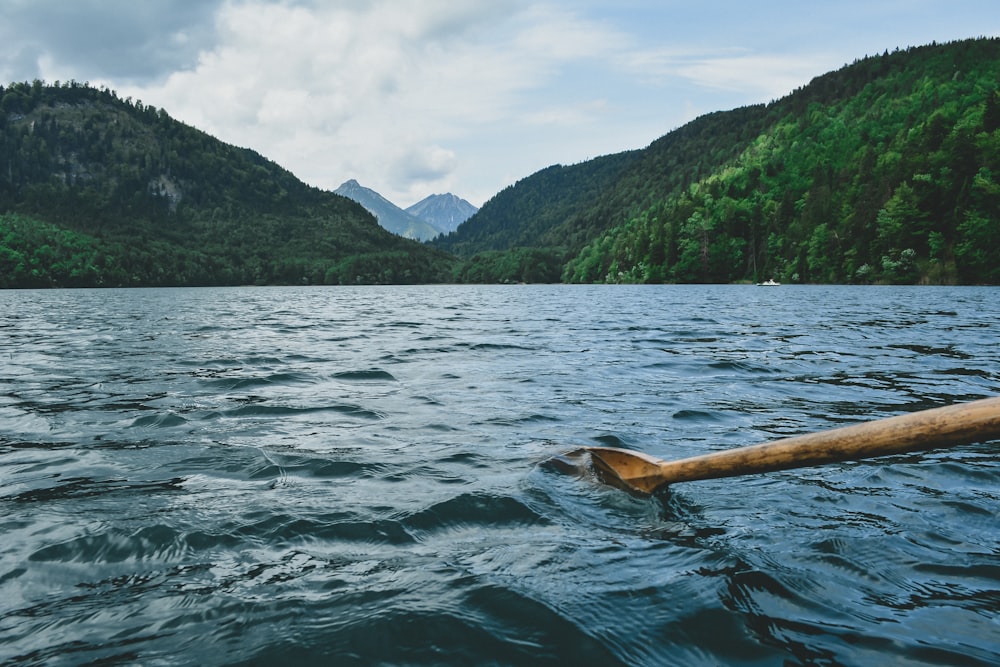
[1,284,999,666]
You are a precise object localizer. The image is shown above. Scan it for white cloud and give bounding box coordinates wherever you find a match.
[674,54,834,99]
[511,4,629,60]
[392,145,459,182]
[9,0,991,208]
[0,0,221,84]
[523,98,611,127]
[101,0,644,206]
[126,0,831,204]
[617,46,831,101]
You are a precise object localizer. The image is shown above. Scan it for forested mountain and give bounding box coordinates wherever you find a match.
[0,82,456,287]
[432,151,640,282]
[433,151,638,256]
[3,38,998,288]
[405,193,477,235]
[334,179,441,241]
[440,37,1000,284]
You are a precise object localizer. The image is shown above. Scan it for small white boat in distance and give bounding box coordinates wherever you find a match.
[757,279,781,286]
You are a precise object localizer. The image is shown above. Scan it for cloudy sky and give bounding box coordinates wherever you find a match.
[1,1,996,207]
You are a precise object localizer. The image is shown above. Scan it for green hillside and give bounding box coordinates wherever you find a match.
[434,151,640,256]
[0,81,456,287]
[4,38,998,288]
[442,38,1000,285]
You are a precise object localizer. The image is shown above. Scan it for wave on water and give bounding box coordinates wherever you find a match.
[1,285,999,666]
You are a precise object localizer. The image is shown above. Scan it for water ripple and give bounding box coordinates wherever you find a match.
[1,285,998,666]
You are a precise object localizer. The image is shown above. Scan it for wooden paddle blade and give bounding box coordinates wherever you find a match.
[581,397,1000,496]
[587,447,670,496]
[542,448,593,476]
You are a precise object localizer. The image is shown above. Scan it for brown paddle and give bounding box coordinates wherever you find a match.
[580,396,1000,496]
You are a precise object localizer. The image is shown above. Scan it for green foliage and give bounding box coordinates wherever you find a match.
[452,247,565,283]
[955,167,1000,283]
[0,80,457,287]
[572,38,1000,285]
[433,154,639,257]
[8,39,1000,288]
[452,38,1000,285]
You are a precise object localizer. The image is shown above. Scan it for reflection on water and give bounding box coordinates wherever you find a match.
[1,285,998,666]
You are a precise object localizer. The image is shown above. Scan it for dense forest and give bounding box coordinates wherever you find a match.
[0,81,456,287]
[3,38,999,288]
[439,37,1000,285]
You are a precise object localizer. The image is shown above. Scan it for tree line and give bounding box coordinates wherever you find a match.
[3,39,999,288]
[441,38,1000,285]
[0,80,456,287]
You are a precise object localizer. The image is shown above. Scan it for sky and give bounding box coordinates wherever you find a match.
[1,1,997,208]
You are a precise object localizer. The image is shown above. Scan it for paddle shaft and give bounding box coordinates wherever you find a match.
[640,396,1000,490]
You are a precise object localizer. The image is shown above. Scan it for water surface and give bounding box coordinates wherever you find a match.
[1,285,998,665]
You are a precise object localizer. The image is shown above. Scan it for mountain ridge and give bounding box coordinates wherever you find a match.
[334,180,478,240]
[405,193,478,235]
[333,179,441,241]
[0,82,456,287]
[436,37,1000,285]
[3,37,999,287]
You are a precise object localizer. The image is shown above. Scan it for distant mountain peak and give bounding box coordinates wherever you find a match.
[0,83,455,286]
[406,193,478,235]
[334,179,441,241]
[334,180,478,240]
